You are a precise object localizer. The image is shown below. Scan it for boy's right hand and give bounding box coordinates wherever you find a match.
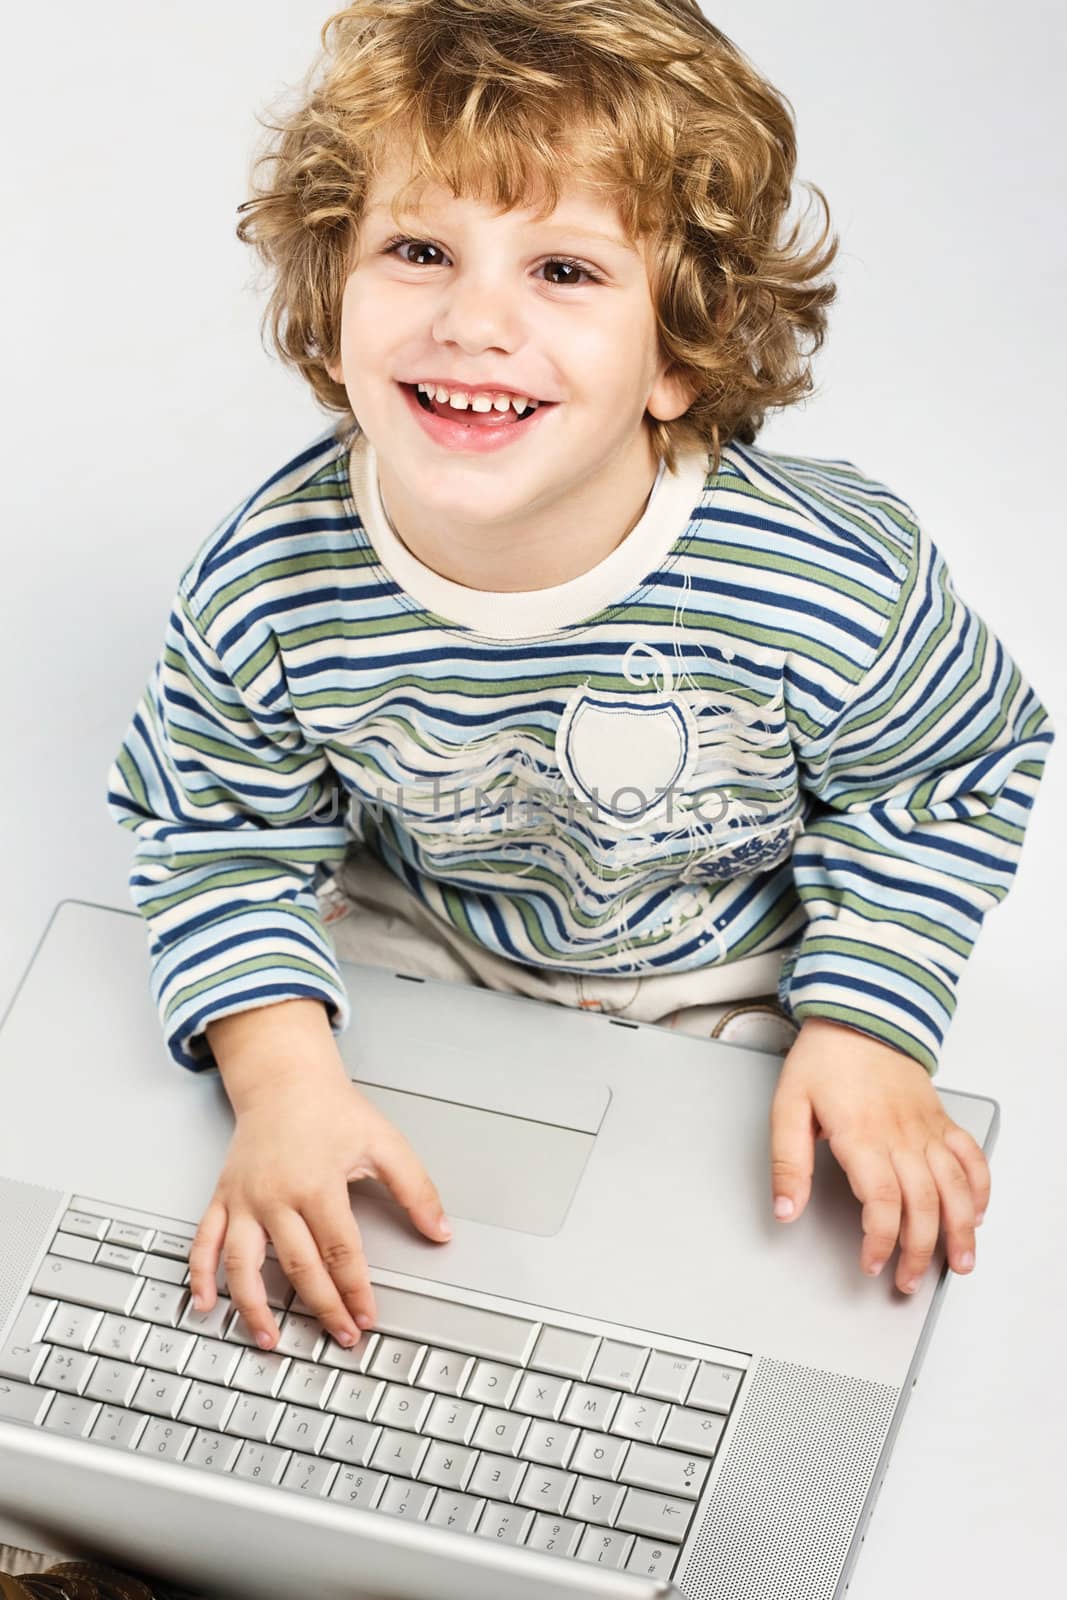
[187,1073,452,1352]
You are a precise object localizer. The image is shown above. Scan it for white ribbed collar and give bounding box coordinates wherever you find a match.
[342,428,713,640]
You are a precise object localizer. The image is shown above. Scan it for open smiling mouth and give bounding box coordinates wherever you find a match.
[401,383,549,428]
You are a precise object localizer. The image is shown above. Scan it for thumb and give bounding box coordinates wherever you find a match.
[375,1132,453,1243]
[770,1085,816,1222]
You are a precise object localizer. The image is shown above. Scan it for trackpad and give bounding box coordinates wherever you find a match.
[354,1082,594,1236]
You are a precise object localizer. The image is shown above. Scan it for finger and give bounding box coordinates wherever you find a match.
[926,1140,976,1276]
[830,1137,902,1276]
[769,1087,816,1221]
[221,1211,280,1349]
[889,1144,942,1293]
[304,1187,378,1333]
[373,1132,452,1242]
[188,1198,228,1312]
[266,1204,362,1350]
[942,1123,991,1224]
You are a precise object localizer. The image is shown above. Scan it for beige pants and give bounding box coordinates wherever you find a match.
[324,848,799,1055]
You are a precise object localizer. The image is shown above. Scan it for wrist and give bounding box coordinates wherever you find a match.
[207,998,348,1112]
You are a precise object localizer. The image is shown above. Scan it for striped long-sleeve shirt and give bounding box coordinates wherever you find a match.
[106,423,1054,1075]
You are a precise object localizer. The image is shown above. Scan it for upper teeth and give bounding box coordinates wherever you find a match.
[416,383,539,415]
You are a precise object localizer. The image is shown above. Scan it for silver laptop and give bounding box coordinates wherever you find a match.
[0,900,997,1600]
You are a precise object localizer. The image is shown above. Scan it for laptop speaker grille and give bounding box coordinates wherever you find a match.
[678,1356,899,1600]
[0,1174,67,1332]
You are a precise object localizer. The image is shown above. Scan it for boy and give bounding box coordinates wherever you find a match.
[107,0,1053,1358]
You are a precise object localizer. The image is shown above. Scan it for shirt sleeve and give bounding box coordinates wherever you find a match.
[105,584,353,1074]
[776,513,1055,1074]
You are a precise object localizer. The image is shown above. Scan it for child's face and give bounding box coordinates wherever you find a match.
[327,146,695,550]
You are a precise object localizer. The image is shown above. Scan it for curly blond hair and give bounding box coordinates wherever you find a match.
[236,0,838,475]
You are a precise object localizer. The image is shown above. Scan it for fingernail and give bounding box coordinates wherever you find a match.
[901,1279,919,1295]
[337,1330,355,1348]
[356,1312,374,1330]
[976,1211,985,1226]
[256,1331,273,1348]
[866,1260,884,1277]
[958,1251,975,1271]
[773,1196,795,1220]
[438,1215,453,1239]
[190,1294,204,1312]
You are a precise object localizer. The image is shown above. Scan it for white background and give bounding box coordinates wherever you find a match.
[1,2,1064,1593]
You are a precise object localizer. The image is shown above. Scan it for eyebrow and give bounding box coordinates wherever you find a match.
[363,203,633,252]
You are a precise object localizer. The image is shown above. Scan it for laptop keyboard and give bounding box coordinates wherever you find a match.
[0,1195,748,1582]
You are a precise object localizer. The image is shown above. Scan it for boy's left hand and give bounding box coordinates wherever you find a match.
[769,1015,990,1292]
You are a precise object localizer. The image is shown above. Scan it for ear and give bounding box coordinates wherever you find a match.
[647,362,699,423]
[325,356,343,386]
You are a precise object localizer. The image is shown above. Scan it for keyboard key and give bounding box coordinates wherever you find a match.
[184,1337,241,1386]
[31,1256,141,1316]
[520,1420,579,1468]
[687,1361,744,1414]
[178,1380,238,1432]
[91,1314,150,1363]
[618,1441,709,1499]
[369,1337,424,1385]
[371,1285,538,1367]
[232,1440,289,1483]
[131,1368,191,1420]
[427,1490,484,1533]
[513,1371,570,1420]
[588,1340,649,1393]
[369,1426,431,1480]
[610,1394,668,1443]
[659,1404,727,1456]
[184,1428,242,1472]
[515,1466,577,1516]
[530,1327,599,1380]
[85,1358,142,1408]
[567,1475,627,1527]
[570,1431,628,1481]
[469,1452,527,1503]
[639,1350,700,1404]
[417,1439,477,1491]
[280,1452,338,1497]
[415,1347,475,1396]
[322,1417,380,1467]
[39,1347,95,1395]
[136,1418,194,1460]
[328,1373,385,1422]
[462,1361,521,1407]
[374,1383,434,1431]
[107,1220,154,1251]
[279,1359,336,1409]
[627,1536,678,1579]
[51,1231,99,1263]
[178,1296,231,1341]
[275,1314,326,1362]
[152,1232,194,1263]
[526,1513,583,1557]
[41,1392,99,1438]
[232,1348,290,1399]
[141,1254,188,1287]
[97,1245,145,1273]
[273,1404,334,1454]
[423,1395,481,1445]
[60,1209,109,1242]
[132,1280,187,1329]
[560,1383,619,1432]
[379,1479,436,1520]
[90,1403,149,1452]
[223,1393,284,1443]
[329,1466,387,1508]
[576,1526,634,1568]
[471,1407,529,1457]
[475,1500,534,1545]
[44,1302,104,1353]
[138,1326,196,1374]
[0,1377,54,1426]
[0,1341,47,1384]
[614,1487,692,1542]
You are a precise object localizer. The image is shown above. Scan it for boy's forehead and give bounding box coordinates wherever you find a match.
[363,154,635,249]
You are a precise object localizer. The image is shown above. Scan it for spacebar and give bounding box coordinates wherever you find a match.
[369,1284,539,1365]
